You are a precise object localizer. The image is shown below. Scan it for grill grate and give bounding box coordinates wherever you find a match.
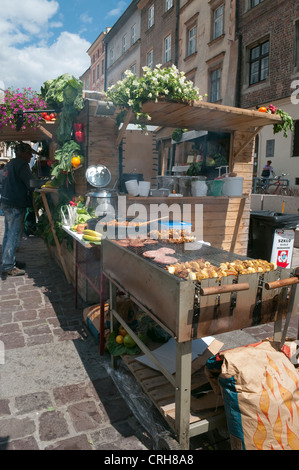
[111,238,251,270]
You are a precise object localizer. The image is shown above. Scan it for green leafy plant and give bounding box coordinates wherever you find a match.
[171,128,189,142]
[261,104,294,138]
[186,162,203,176]
[106,64,205,130]
[51,140,83,184]
[41,74,84,143]
[272,108,294,138]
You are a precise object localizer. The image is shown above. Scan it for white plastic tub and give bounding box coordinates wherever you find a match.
[223,177,244,197]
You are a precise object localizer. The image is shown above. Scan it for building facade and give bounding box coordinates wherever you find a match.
[82,0,299,186]
[86,29,110,92]
[105,0,141,88]
[178,0,239,106]
[238,0,299,185]
[138,0,178,73]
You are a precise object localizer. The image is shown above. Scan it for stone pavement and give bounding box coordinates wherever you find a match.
[0,214,298,451]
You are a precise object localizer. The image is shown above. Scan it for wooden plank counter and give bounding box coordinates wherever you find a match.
[126,194,249,255]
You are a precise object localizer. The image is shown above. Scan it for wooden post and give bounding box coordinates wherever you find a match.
[39,190,72,284]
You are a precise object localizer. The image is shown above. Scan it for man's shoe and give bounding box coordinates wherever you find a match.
[4,267,26,276]
[16,261,26,269]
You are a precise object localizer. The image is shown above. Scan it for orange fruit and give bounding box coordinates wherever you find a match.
[71,156,81,168]
[115,335,124,344]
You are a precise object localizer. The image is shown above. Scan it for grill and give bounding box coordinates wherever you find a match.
[102,237,298,342]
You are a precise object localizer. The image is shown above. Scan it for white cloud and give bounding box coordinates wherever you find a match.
[0,0,90,91]
[0,33,90,91]
[106,1,127,19]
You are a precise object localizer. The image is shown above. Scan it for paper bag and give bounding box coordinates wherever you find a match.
[205,341,299,450]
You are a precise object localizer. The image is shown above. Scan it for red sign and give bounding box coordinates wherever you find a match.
[276,250,290,268]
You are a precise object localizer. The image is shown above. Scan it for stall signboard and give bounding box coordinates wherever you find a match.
[270,229,295,268]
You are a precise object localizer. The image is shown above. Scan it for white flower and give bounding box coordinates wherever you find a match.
[164,89,169,95]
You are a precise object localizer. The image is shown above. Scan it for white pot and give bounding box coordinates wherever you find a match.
[191,180,208,196]
[125,179,139,196]
[223,177,244,197]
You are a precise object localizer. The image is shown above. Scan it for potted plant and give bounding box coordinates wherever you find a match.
[106,64,205,131]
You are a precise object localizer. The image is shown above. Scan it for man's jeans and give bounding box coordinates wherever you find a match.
[1,204,25,272]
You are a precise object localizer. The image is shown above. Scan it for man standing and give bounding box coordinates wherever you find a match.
[1,142,36,276]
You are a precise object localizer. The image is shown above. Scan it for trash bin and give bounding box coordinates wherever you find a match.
[248,211,299,265]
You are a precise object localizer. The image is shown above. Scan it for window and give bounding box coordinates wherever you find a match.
[213,5,224,40]
[92,69,95,84]
[131,24,136,45]
[295,21,299,68]
[131,64,136,75]
[251,0,264,8]
[96,64,99,80]
[101,59,105,76]
[148,5,154,29]
[293,121,299,156]
[164,34,171,63]
[165,0,173,11]
[110,48,114,66]
[210,68,221,102]
[266,139,275,158]
[122,34,127,54]
[147,49,154,69]
[249,40,269,85]
[187,25,197,56]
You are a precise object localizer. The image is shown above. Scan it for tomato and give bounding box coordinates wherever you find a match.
[258,107,268,113]
[41,112,47,118]
[71,156,81,168]
[49,113,55,120]
[44,115,51,121]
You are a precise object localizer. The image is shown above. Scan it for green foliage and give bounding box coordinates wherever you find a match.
[273,108,294,138]
[186,162,203,176]
[51,140,82,183]
[107,64,205,130]
[41,73,84,143]
[171,128,188,142]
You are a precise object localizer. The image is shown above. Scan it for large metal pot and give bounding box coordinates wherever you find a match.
[85,189,119,217]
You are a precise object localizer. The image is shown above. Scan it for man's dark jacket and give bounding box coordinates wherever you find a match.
[1,158,32,208]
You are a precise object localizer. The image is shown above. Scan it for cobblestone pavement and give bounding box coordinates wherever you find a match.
[0,214,298,451]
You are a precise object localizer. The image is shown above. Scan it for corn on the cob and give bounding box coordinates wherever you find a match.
[82,229,102,238]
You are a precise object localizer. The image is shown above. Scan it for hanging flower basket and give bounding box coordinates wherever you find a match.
[0,87,48,131]
[106,64,206,130]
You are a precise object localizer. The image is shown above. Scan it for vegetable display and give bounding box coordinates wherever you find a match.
[258,103,294,138]
[41,73,84,144]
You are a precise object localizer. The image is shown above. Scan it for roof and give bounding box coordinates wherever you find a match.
[131,99,282,133]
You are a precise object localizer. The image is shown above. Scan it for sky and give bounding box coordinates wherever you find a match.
[0,0,130,93]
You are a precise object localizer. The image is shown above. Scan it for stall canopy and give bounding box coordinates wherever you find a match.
[121,99,282,134]
[0,121,59,143]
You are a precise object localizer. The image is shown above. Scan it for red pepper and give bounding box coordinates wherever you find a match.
[73,123,83,132]
[75,130,84,143]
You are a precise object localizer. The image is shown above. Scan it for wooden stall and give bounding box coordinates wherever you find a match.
[117,100,282,255]
[0,98,282,301]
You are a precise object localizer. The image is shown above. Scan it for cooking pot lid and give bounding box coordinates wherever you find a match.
[85,164,111,188]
